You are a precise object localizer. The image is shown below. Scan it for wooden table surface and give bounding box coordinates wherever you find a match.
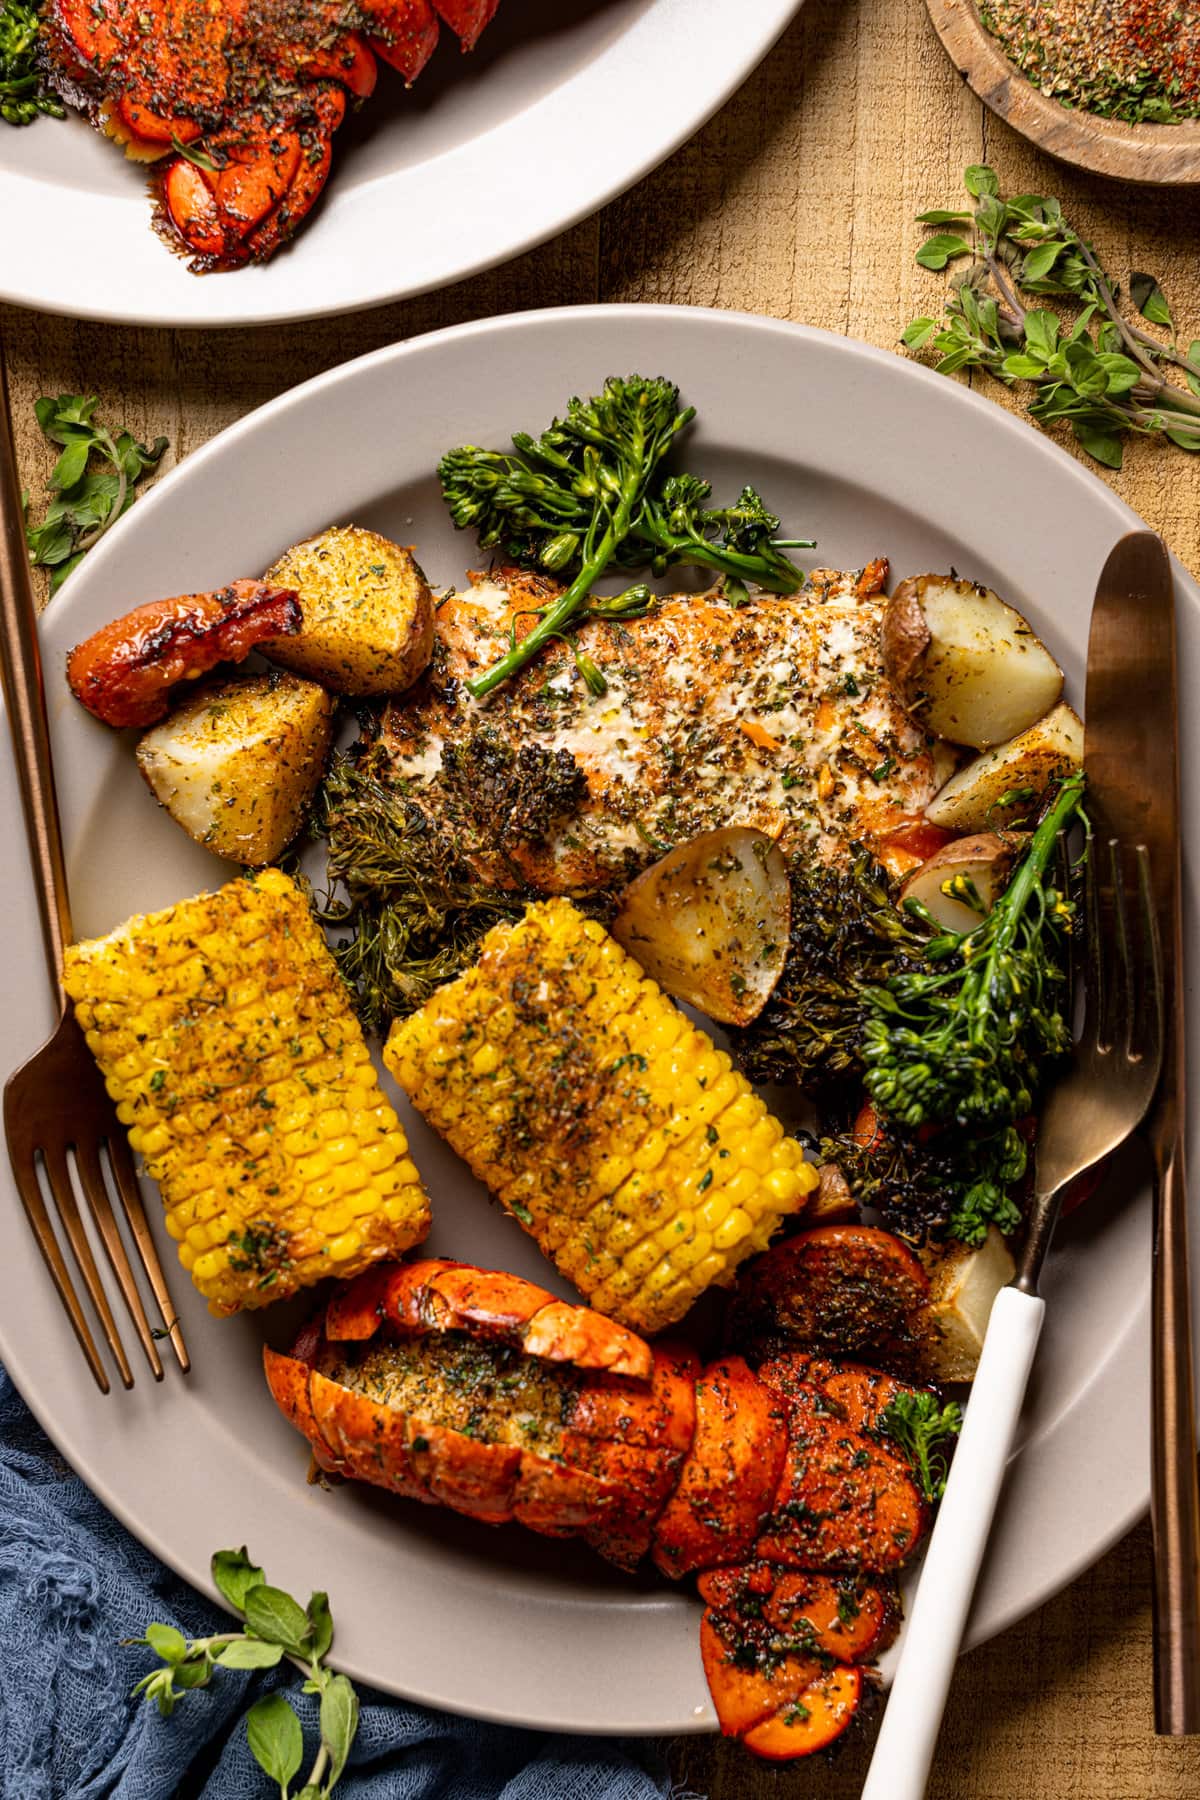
[3,1,1200,1794]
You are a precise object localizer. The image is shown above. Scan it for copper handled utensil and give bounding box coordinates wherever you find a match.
[1085,531,1200,1734]
[0,366,188,1394]
[861,807,1165,1800]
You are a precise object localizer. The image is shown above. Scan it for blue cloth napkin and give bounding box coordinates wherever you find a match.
[0,1364,673,1800]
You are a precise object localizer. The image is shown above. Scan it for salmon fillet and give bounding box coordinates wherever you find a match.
[378,561,939,894]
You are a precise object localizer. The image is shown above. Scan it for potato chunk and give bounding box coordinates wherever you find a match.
[924,703,1082,832]
[611,827,791,1026]
[911,1227,1016,1383]
[883,575,1064,749]
[264,525,434,696]
[899,832,1016,934]
[136,672,334,865]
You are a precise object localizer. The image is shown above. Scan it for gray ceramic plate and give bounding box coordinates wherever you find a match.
[0,0,802,329]
[1,307,1195,1734]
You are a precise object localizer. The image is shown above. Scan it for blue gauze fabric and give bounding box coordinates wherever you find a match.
[0,1364,673,1800]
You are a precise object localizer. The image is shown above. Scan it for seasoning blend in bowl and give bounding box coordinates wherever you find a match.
[980,0,1200,124]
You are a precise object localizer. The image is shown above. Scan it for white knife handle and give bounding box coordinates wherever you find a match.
[860,1285,1045,1800]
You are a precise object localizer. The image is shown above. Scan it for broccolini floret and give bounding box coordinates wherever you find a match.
[860,774,1083,1133]
[438,375,812,696]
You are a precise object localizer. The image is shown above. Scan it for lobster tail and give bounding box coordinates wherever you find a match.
[265,1259,940,1760]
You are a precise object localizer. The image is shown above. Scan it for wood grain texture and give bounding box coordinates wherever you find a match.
[2,0,1200,1792]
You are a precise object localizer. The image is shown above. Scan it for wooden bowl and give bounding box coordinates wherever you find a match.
[926,0,1200,185]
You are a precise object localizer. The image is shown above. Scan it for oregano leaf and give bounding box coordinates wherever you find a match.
[1130,271,1172,329]
[901,317,939,348]
[144,1623,187,1665]
[305,1592,333,1663]
[916,233,971,271]
[212,1548,266,1615]
[246,1693,304,1792]
[243,1585,313,1656]
[320,1673,360,1788]
[215,1639,286,1670]
[963,164,999,197]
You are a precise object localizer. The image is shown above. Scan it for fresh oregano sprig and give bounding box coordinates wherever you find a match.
[128,1548,360,1799]
[24,394,168,594]
[905,164,1200,470]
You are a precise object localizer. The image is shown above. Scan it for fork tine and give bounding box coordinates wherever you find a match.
[1132,842,1165,1069]
[74,1139,164,1381]
[7,1147,110,1393]
[106,1131,190,1374]
[1084,835,1110,1051]
[41,1145,134,1390]
[1055,830,1078,1016]
[1107,836,1134,1057]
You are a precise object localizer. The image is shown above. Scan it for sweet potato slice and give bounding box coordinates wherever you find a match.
[697,1564,892,1663]
[755,1381,926,1571]
[742,1666,863,1758]
[815,1362,927,1434]
[733,1226,929,1358]
[700,1611,825,1739]
[652,1357,786,1578]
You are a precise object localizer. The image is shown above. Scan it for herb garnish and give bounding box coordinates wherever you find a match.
[906,165,1200,469]
[877,1392,963,1502]
[438,375,813,696]
[1,2,64,126]
[129,1547,360,1798]
[25,395,168,593]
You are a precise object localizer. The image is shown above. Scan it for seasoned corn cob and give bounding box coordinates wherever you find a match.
[63,869,431,1315]
[385,899,817,1333]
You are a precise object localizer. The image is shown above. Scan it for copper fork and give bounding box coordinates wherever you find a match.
[0,369,188,1393]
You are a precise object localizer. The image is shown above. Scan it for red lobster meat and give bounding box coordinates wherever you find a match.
[44,1,501,270]
[265,1258,934,1759]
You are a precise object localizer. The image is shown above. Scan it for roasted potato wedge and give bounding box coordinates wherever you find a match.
[136,671,334,865]
[924,703,1083,832]
[883,575,1064,750]
[910,1227,1016,1383]
[611,827,791,1026]
[264,525,434,696]
[899,832,1016,934]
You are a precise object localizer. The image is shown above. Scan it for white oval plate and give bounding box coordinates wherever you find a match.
[0,0,800,329]
[2,307,1195,1735]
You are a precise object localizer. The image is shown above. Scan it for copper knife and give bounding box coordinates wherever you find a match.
[1086,529,1200,1733]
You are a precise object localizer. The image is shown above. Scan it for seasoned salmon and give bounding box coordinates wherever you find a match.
[379,561,940,894]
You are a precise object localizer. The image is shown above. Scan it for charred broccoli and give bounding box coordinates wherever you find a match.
[731,847,929,1098]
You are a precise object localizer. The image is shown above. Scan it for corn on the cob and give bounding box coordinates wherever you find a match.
[385,899,817,1333]
[63,869,431,1316]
